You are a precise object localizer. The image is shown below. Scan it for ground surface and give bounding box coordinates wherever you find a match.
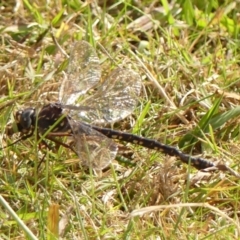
[1,0,240,239]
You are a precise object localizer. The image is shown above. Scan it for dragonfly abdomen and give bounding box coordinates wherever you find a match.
[91,126,215,170]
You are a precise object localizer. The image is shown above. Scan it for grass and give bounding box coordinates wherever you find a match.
[1,0,240,239]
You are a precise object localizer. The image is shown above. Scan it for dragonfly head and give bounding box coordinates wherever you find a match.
[5,107,36,137]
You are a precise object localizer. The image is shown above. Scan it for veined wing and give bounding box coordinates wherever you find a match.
[59,40,101,105]
[69,67,142,125]
[69,120,118,170]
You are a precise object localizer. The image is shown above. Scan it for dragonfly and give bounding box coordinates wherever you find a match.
[6,40,215,170]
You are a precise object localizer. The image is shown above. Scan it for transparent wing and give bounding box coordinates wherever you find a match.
[69,67,142,124]
[59,40,101,105]
[70,120,118,170]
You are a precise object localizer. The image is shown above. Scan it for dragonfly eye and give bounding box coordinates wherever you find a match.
[15,108,36,133]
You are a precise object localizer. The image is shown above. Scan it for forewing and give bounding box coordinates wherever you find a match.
[59,41,101,105]
[70,67,142,124]
[69,120,118,170]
